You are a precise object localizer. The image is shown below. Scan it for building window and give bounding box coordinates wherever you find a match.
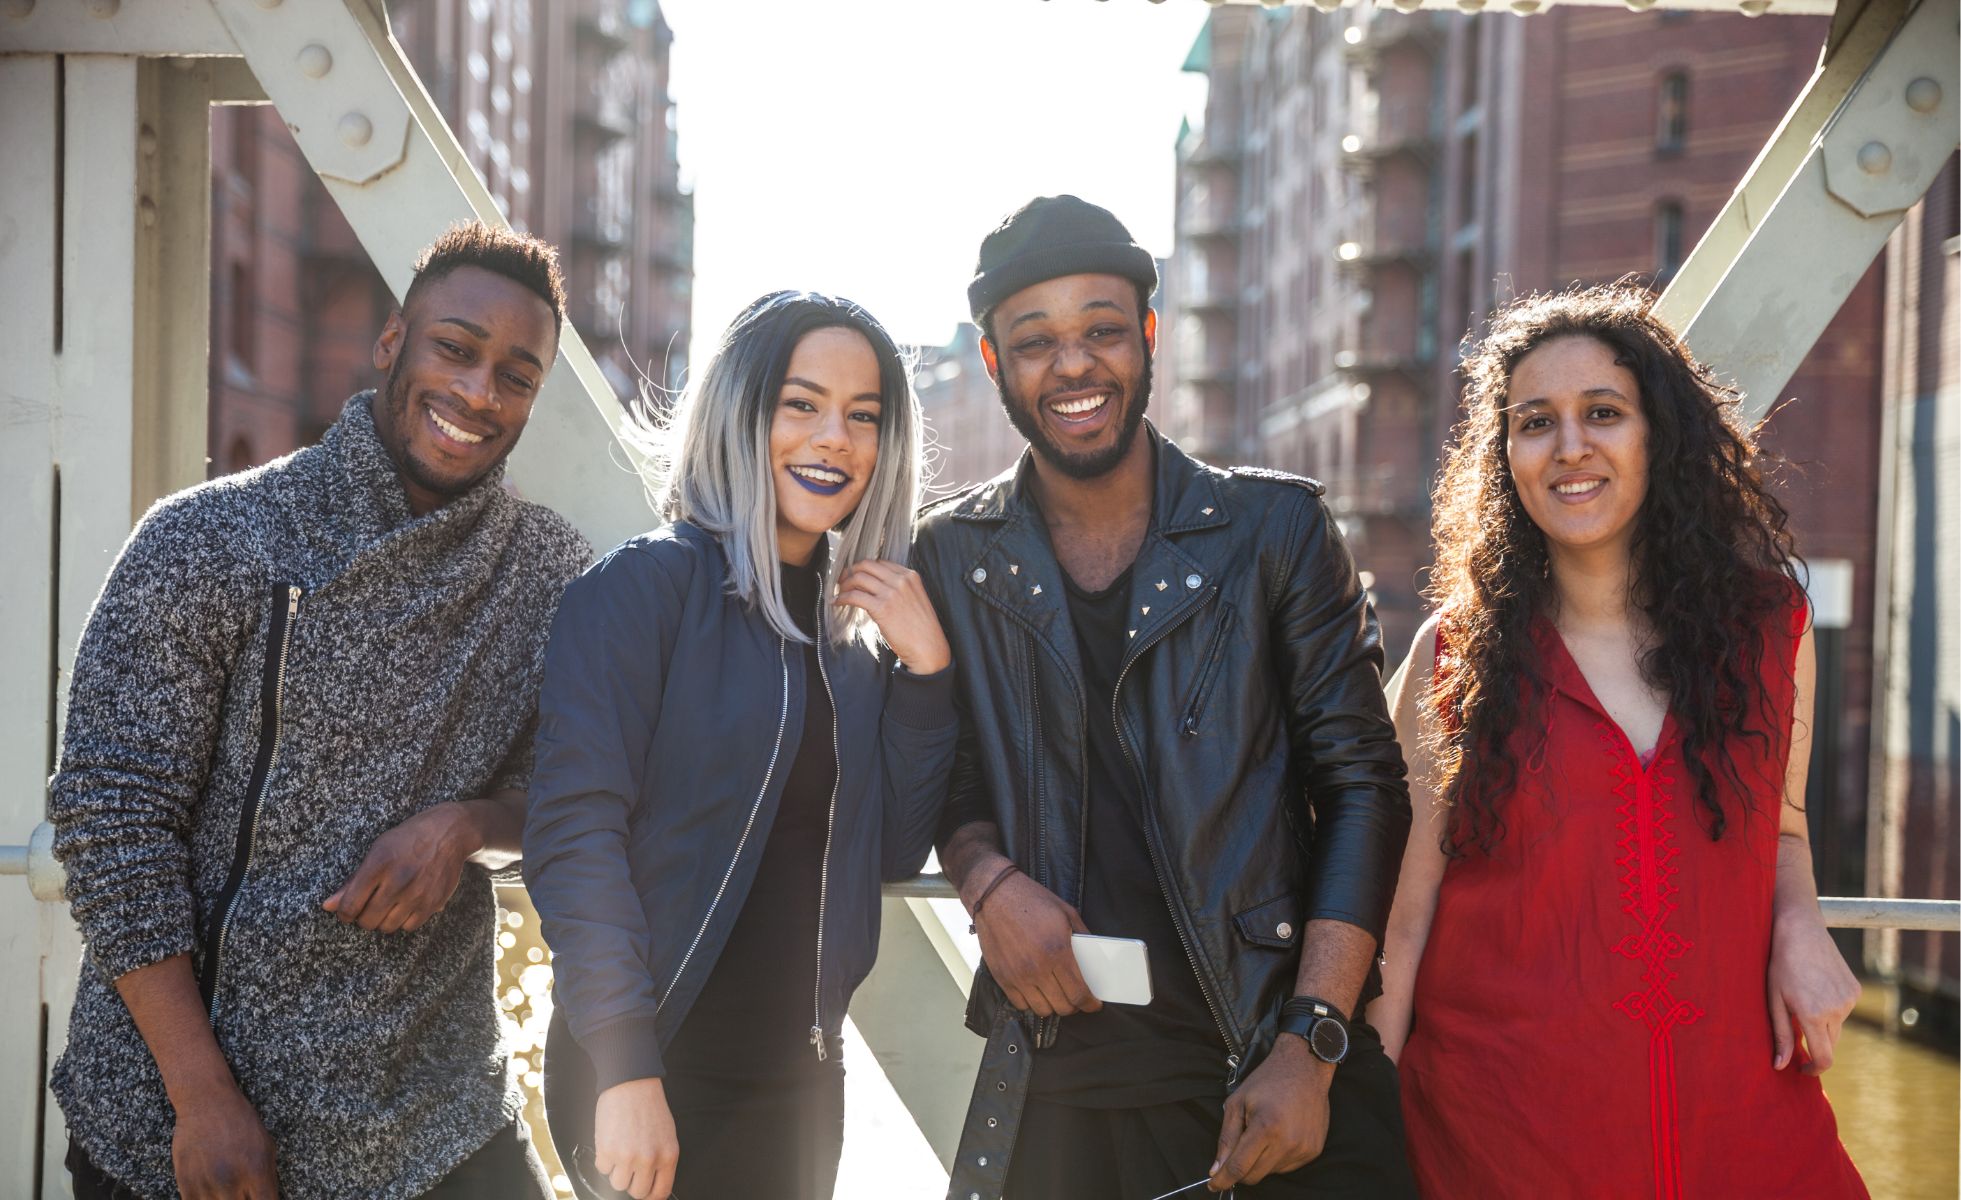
[1657,72,1688,153]
[230,261,256,373]
[1655,200,1686,279]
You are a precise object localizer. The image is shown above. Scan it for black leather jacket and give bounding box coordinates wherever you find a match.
[913,429,1410,1199]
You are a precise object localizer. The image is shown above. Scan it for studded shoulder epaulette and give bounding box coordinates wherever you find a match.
[1228,465,1327,496]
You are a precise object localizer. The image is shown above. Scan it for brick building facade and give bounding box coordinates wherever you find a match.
[1159,3,1890,903]
[207,0,693,473]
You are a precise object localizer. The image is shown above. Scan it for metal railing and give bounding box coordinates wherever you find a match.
[881,872,1959,933]
[4,833,1955,932]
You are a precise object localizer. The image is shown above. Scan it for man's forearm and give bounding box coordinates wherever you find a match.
[115,954,243,1110]
[455,787,527,869]
[940,820,1011,909]
[1293,919,1377,1019]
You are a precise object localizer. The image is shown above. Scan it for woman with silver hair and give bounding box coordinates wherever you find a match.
[523,291,958,1200]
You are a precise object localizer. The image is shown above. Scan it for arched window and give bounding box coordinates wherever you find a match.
[1657,71,1689,153]
[1655,200,1686,279]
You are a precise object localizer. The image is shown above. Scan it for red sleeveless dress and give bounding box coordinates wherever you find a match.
[1398,604,1868,1199]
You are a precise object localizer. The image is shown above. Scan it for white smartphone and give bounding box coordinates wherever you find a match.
[1071,933,1153,1006]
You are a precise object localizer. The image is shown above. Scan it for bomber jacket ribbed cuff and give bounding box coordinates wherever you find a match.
[885,661,956,732]
[581,1014,667,1092]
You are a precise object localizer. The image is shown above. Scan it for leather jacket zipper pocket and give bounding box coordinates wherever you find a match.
[201,583,302,1017]
[1180,604,1236,738]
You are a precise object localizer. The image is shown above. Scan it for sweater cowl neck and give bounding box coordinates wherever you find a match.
[321,390,511,553]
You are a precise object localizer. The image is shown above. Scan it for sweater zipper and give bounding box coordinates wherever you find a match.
[207,584,301,1020]
[809,593,842,1060]
[1109,605,1243,1084]
[656,636,791,1014]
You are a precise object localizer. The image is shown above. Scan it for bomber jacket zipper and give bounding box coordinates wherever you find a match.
[1109,601,1244,1085]
[657,637,791,1014]
[809,593,842,1060]
[205,584,302,1019]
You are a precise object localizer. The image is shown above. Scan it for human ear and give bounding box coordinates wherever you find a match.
[373,311,406,372]
[978,336,1000,382]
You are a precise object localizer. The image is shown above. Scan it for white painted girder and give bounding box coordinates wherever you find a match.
[1658,0,1958,421]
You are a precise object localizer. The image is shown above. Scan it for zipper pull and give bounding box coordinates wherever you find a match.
[1224,1053,1242,1088]
[287,585,301,616]
[810,1025,827,1061]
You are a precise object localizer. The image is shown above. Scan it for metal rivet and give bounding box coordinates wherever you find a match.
[996,1081,1007,1091]
[1857,141,1892,176]
[971,1193,982,1200]
[1007,1043,1018,1054]
[1128,629,1137,638]
[1030,584,1042,596]
[1186,574,1202,589]
[978,1156,989,1166]
[1009,564,1019,575]
[1905,77,1942,115]
[338,112,374,148]
[298,43,333,78]
[1141,605,1151,615]
[86,0,118,17]
[1156,579,1169,591]
[987,1117,998,1128]
[1276,921,1294,939]
[1202,506,1215,515]
[972,568,987,584]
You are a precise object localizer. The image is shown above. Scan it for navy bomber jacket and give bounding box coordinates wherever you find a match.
[523,521,958,1091]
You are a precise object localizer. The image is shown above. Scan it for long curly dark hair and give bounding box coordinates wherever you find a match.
[1426,284,1800,854]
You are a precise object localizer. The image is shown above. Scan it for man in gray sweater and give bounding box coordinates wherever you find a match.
[49,223,592,1199]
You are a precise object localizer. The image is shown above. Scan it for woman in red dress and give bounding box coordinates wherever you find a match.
[1372,286,1868,1199]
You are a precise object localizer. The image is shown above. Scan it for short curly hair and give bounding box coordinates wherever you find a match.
[404,221,566,337]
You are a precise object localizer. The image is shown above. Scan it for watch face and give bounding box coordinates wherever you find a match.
[1309,1017,1349,1063]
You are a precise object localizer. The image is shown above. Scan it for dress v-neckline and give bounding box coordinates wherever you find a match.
[1538,620,1674,771]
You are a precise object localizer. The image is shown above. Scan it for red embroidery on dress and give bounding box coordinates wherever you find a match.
[1604,723,1702,1200]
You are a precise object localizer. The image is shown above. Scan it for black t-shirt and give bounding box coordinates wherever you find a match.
[1024,563,1231,1107]
[665,559,838,1082]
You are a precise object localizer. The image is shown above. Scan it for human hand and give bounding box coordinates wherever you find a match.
[593,1077,679,1200]
[835,560,951,675]
[968,859,1101,1018]
[323,802,475,933]
[172,1082,281,1199]
[1209,1035,1331,1190]
[1768,905,1858,1073]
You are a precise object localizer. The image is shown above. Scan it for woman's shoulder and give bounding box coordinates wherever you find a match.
[572,521,726,601]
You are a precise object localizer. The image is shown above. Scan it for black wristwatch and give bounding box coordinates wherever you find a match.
[1278,996,1351,1065]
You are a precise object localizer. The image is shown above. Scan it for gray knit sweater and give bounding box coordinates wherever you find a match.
[49,393,590,1199]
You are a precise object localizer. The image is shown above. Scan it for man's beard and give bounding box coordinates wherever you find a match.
[377,353,509,501]
[995,356,1152,481]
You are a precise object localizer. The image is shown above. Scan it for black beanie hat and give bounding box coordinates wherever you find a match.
[968,195,1159,327]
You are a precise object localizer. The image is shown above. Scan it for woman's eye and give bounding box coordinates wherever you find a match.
[783,397,816,412]
[849,410,881,424]
[1590,406,1620,421]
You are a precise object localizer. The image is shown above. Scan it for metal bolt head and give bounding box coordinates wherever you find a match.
[978,1156,989,1167]
[338,112,374,148]
[1905,77,1942,115]
[298,43,334,79]
[1856,141,1893,176]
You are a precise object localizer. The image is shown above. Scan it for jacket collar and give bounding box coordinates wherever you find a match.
[950,423,1232,701]
[949,421,1230,537]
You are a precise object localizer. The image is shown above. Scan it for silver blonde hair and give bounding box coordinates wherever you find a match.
[629,291,922,649]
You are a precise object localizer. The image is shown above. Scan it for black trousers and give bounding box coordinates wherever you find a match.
[543,1008,845,1200]
[1003,1030,1418,1200]
[67,1119,553,1200]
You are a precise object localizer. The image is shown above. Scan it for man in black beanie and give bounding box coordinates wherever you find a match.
[912,195,1417,1198]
